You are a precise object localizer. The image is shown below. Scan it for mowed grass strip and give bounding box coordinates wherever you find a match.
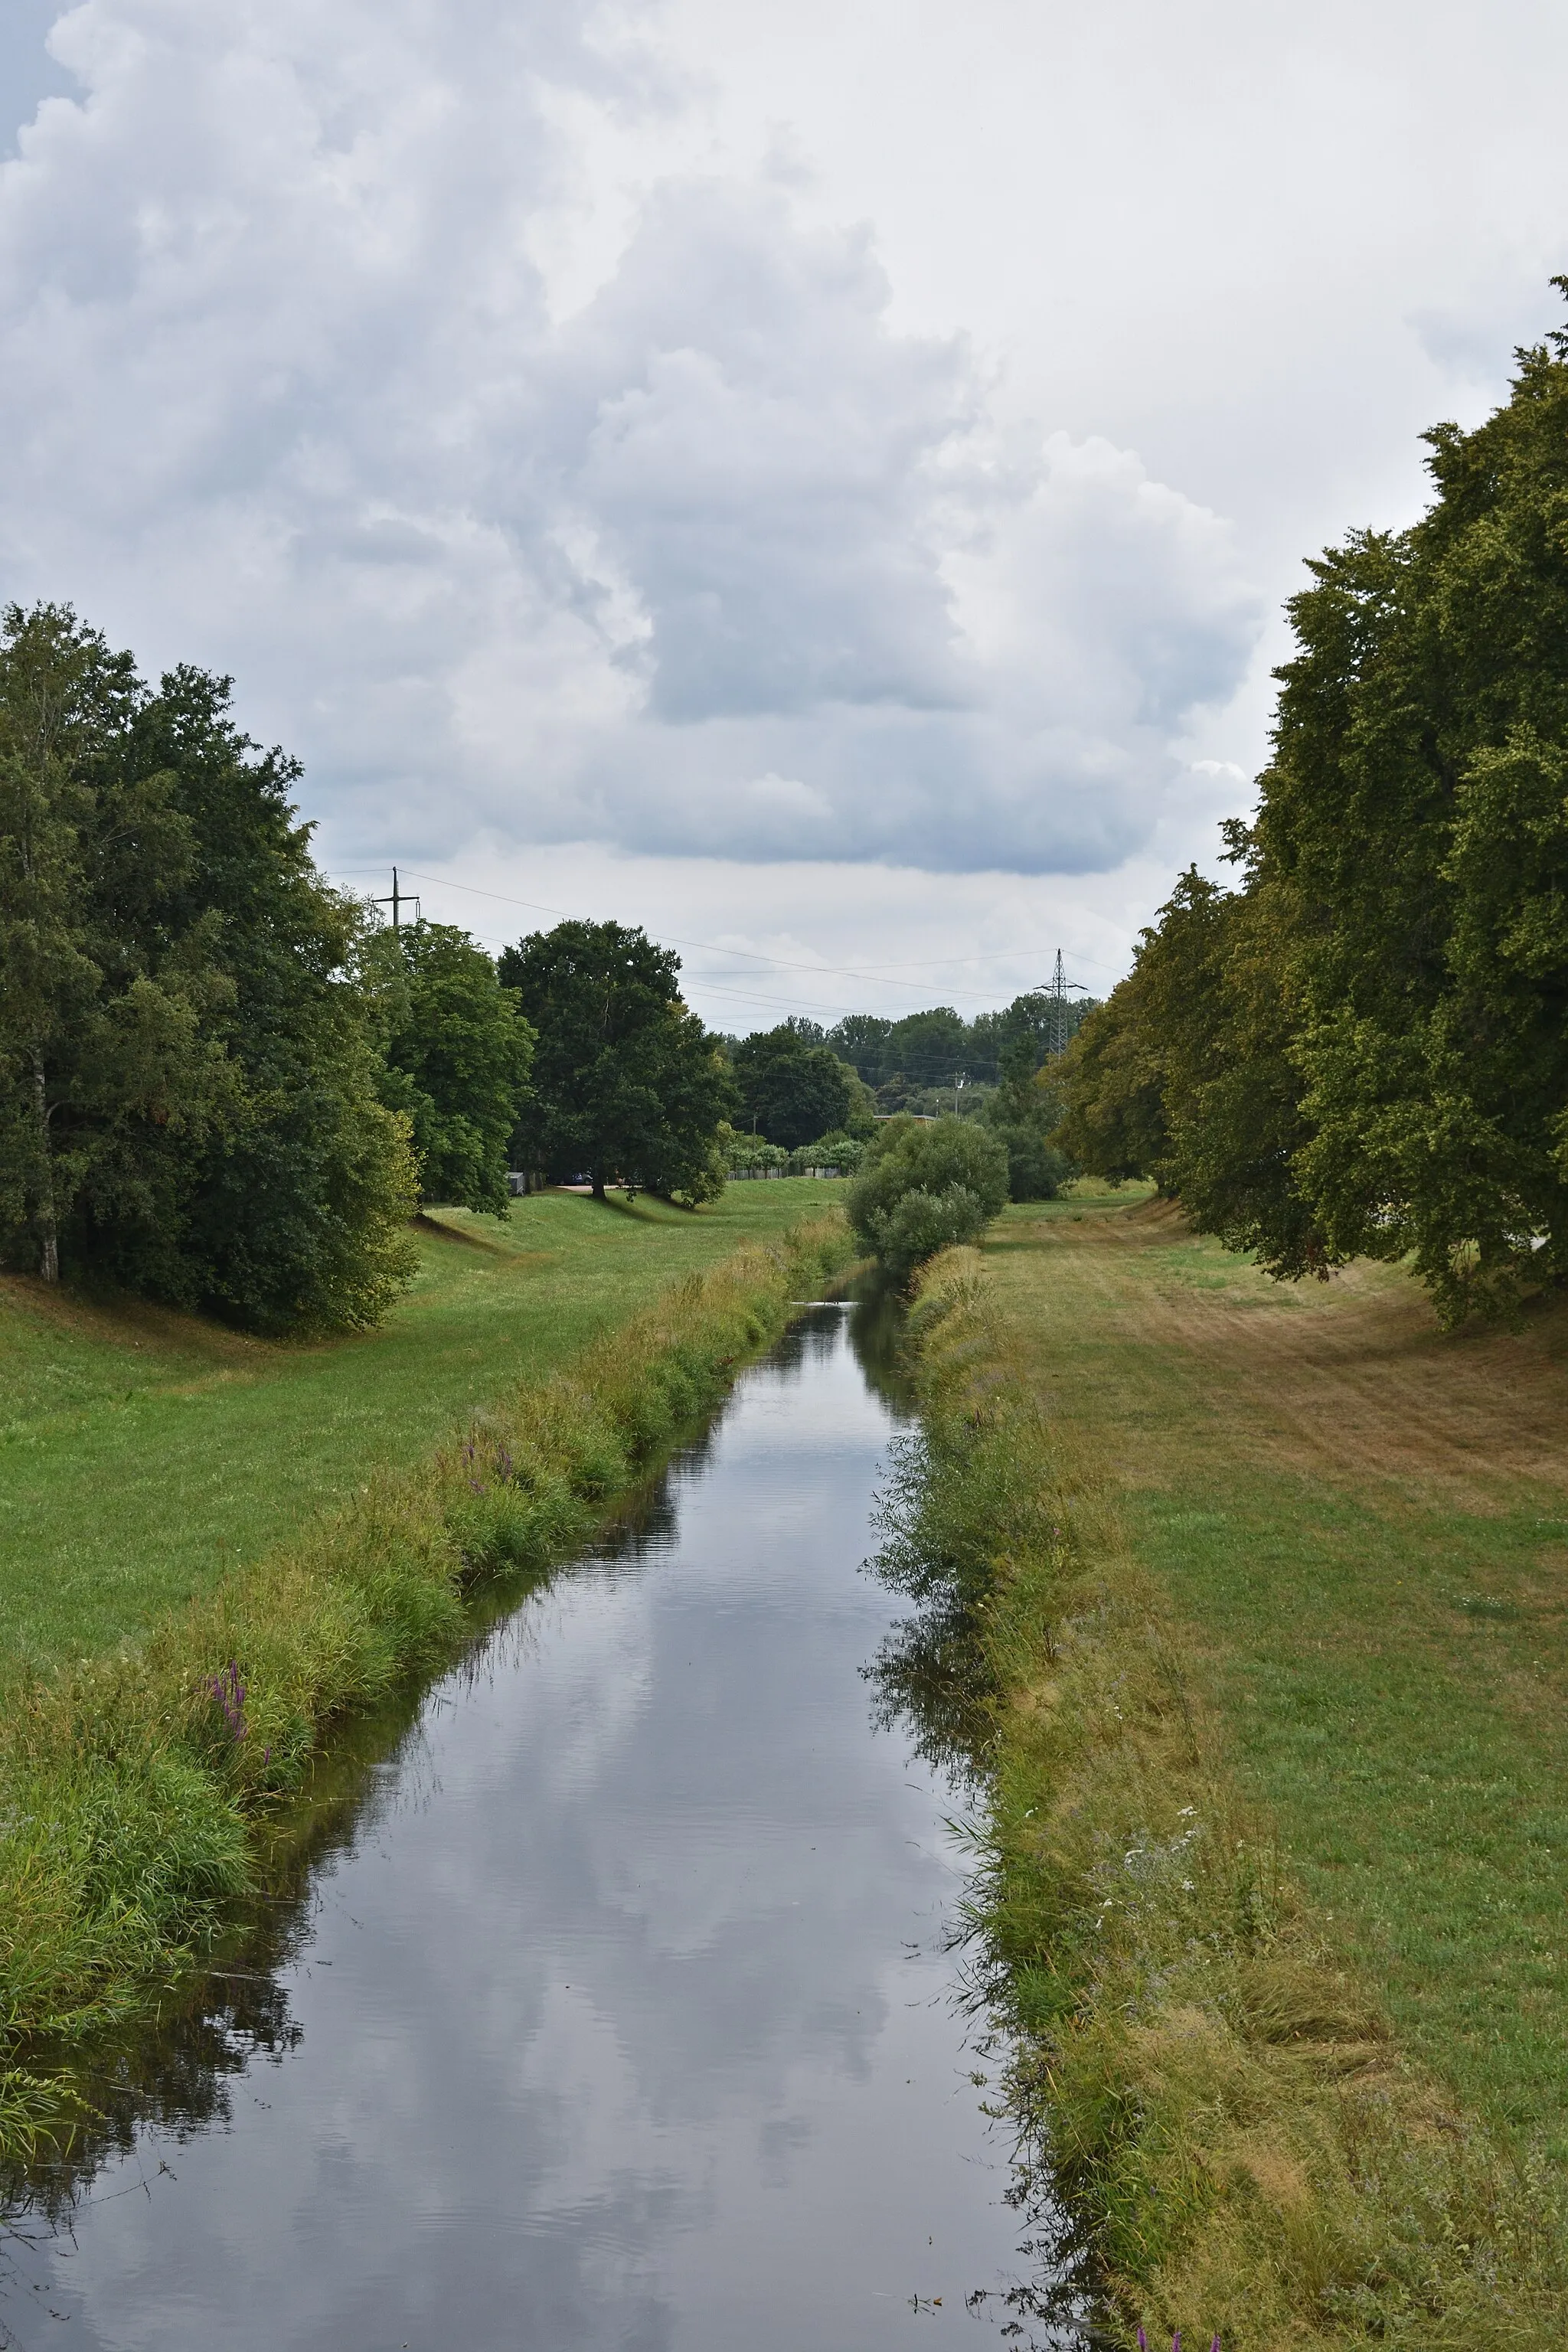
[0,1181,842,1681]
[985,1187,1568,2151]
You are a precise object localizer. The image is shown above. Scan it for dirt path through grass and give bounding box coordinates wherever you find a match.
[986,1191,1568,2148]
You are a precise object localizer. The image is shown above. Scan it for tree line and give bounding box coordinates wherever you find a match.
[0,602,1093,1333]
[0,606,737,1330]
[811,998,1093,1112]
[1053,297,1568,1326]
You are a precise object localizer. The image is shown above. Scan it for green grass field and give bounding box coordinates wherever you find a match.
[0,1181,842,1684]
[985,1185,1568,2151]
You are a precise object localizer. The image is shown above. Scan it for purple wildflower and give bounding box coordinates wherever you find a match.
[209,1660,247,1741]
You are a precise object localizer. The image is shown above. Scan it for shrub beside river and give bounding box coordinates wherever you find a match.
[845,1117,1010,1284]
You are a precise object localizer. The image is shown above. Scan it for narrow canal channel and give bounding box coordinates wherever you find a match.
[2,1305,1080,2350]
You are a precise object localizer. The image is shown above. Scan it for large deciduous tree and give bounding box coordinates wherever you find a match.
[0,606,419,1329]
[1253,315,1568,1319]
[0,608,237,1287]
[369,922,534,1215]
[499,920,734,1201]
[731,1022,855,1148]
[1054,291,1568,1323]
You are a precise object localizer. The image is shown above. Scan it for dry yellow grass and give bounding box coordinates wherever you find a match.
[989,1193,1568,1500]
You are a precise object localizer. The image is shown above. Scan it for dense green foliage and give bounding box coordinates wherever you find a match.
[500,920,734,1202]
[979,1060,1073,1202]
[844,1114,1009,1280]
[730,1020,866,1146]
[987,1113,1072,1203]
[1054,299,1568,1323]
[371,922,534,1215]
[825,993,1095,1112]
[0,606,418,1331]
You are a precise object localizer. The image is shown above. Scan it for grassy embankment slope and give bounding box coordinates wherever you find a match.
[903,1186,1568,2341]
[0,1181,838,1684]
[988,1187,1568,2144]
[0,1181,849,2138]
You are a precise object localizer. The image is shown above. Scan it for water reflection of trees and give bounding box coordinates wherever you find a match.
[845,1279,916,1414]
[3,1817,328,2220]
[862,1442,1103,2350]
[864,1601,993,1795]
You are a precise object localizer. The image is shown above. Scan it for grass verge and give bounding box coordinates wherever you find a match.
[0,1209,851,2161]
[0,1181,844,1683]
[886,1242,1567,2346]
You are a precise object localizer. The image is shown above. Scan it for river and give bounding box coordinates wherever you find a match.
[1,1302,1083,2350]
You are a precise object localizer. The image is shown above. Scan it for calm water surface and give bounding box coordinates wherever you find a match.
[2,1306,1077,2349]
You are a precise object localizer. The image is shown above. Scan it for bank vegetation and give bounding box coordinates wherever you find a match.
[0,1211,851,2161]
[885,1243,1566,2346]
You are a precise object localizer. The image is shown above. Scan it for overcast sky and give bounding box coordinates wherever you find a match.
[2,2,1564,1027]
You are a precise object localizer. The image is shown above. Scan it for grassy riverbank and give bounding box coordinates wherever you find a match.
[0,1190,851,2155]
[0,1181,840,1682]
[893,1198,1568,2344]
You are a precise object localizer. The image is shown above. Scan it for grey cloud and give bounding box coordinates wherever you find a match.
[0,0,1263,874]
[556,183,975,721]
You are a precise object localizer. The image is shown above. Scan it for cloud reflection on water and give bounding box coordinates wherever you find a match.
[1,1312,1079,2350]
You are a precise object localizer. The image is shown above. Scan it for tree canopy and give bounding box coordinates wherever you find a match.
[0,606,417,1329]
[1053,292,1568,1324]
[370,921,533,1216]
[730,1021,860,1148]
[499,920,734,1201]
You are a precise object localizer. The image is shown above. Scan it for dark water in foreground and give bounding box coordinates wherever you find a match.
[2,1305,1080,2350]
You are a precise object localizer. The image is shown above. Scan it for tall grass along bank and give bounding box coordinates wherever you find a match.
[0,1213,851,2160]
[0,1180,843,1684]
[884,1246,1566,2347]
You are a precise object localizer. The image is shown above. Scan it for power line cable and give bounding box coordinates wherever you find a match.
[329,866,1121,989]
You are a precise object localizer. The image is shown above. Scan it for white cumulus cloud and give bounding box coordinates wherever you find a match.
[0,0,1262,876]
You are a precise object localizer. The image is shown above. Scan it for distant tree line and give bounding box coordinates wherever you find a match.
[1053,300,1568,1326]
[816,997,1094,1112]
